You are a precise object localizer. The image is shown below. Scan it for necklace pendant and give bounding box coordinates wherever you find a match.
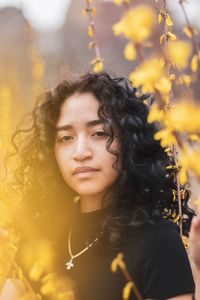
[66,259,74,270]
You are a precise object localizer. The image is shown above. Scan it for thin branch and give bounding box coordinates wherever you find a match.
[118,265,143,300]
[161,0,183,235]
[179,0,199,55]
[84,1,103,68]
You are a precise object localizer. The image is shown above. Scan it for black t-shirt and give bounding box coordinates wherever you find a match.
[55,206,195,300]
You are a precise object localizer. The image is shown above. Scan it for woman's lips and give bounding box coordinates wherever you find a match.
[73,170,100,178]
[73,166,99,175]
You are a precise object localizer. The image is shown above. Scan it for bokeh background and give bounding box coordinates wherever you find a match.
[0,1,200,297]
[0,0,200,135]
[0,0,200,198]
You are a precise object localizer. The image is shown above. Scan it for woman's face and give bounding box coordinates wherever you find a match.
[54,92,121,202]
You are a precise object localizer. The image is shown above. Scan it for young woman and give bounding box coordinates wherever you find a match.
[4,72,196,299]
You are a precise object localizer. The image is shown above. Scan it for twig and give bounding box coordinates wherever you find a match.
[84,0,103,70]
[161,0,183,234]
[179,0,199,55]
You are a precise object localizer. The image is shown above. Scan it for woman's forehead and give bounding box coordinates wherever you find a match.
[57,92,98,121]
[56,92,119,133]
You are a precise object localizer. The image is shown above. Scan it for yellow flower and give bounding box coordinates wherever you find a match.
[113,0,131,4]
[113,5,156,43]
[158,11,173,27]
[93,61,104,73]
[160,34,166,44]
[112,20,124,36]
[169,74,176,81]
[155,76,172,100]
[123,282,133,300]
[179,147,200,184]
[179,167,188,185]
[29,260,46,282]
[40,274,57,295]
[20,240,55,282]
[111,257,118,272]
[178,149,190,184]
[129,58,164,93]
[88,41,95,49]
[88,25,94,37]
[191,54,199,72]
[90,58,104,72]
[124,43,136,61]
[154,128,177,147]
[40,273,74,299]
[158,11,163,24]
[167,31,177,41]
[189,151,200,178]
[183,26,198,38]
[178,74,192,86]
[148,104,164,123]
[114,0,123,5]
[188,134,200,142]
[166,15,173,27]
[183,26,192,38]
[172,189,177,201]
[168,40,192,69]
[166,165,175,170]
[159,57,165,68]
[111,253,126,272]
[166,101,200,133]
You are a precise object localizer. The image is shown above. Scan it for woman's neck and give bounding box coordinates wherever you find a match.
[79,189,116,213]
[80,196,102,212]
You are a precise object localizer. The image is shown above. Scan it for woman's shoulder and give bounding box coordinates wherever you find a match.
[128,216,180,235]
[147,217,180,236]
[126,217,183,252]
[144,218,183,248]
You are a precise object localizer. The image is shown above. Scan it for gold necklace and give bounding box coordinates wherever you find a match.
[65,229,103,270]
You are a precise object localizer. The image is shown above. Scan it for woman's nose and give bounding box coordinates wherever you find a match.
[72,137,92,161]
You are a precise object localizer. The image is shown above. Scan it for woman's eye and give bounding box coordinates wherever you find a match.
[58,136,73,142]
[92,131,110,137]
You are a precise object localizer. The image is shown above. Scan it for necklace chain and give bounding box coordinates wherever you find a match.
[65,229,103,270]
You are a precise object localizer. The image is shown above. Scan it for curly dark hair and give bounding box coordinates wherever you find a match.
[9,71,193,245]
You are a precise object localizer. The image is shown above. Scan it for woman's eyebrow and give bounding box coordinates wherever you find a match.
[55,119,105,131]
